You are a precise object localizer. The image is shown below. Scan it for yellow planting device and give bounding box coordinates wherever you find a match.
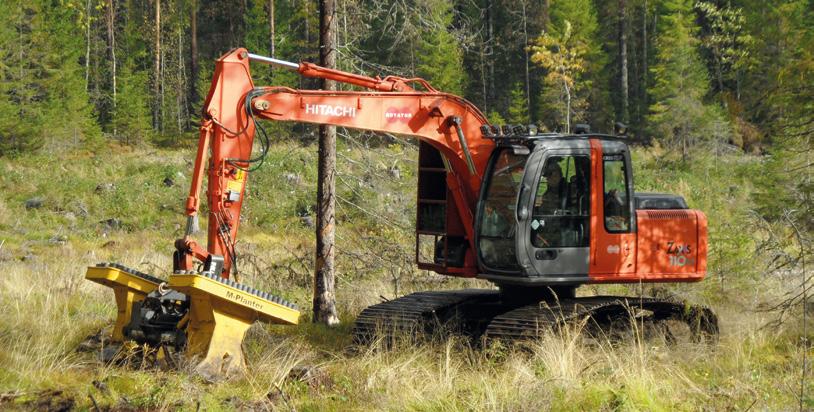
[86,263,299,379]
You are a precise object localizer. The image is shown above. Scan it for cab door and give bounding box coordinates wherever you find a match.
[589,140,637,278]
[516,145,592,282]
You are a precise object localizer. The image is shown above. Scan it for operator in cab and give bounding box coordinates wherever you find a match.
[532,160,566,247]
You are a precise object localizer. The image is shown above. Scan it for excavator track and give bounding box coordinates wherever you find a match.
[483,296,719,343]
[352,289,499,344]
[352,290,718,345]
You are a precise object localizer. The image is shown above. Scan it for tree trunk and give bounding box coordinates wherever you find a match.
[269,0,275,57]
[486,0,494,104]
[521,0,530,123]
[177,28,184,134]
[542,0,550,31]
[153,0,161,130]
[314,0,339,326]
[619,0,629,124]
[85,0,92,92]
[642,0,647,111]
[564,79,571,133]
[304,1,310,45]
[190,0,198,109]
[106,0,117,138]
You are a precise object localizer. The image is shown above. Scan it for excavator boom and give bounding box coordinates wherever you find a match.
[177,48,495,278]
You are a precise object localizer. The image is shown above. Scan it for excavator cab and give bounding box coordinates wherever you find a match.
[475,136,637,286]
[472,131,708,291]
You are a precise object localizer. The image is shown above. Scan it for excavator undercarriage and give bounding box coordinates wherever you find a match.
[352,289,718,345]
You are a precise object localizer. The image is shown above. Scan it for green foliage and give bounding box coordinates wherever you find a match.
[695,1,753,94]
[113,62,153,145]
[646,0,729,157]
[531,0,607,132]
[506,83,529,124]
[415,0,466,95]
[531,21,588,132]
[486,110,506,126]
[0,1,99,157]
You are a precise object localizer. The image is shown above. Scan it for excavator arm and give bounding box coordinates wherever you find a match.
[175,48,495,278]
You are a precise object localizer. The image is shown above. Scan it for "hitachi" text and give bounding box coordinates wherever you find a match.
[305,104,357,117]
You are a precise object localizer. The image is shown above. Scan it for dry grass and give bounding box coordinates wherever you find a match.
[0,144,810,410]
[0,232,808,411]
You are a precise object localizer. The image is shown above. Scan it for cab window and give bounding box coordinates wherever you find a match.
[530,155,590,248]
[478,149,527,269]
[603,155,631,232]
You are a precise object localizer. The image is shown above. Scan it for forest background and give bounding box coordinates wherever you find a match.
[0,0,813,410]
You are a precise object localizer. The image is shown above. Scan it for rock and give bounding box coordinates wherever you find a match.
[388,165,401,180]
[74,202,89,217]
[24,197,44,209]
[288,365,333,390]
[100,218,122,230]
[162,177,174,187]
[283,172,301,186]
[92,380,109,394]
[95,183,116,193]
[300,215,314,228]
[49,235,68,245]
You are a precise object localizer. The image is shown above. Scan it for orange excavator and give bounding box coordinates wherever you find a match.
[87,48,716,377]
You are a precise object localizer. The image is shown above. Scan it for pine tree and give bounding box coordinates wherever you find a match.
[42,0,102,150]
[646,0,729,158]
[0,0,99,156]
[415,0,466,95]
[507,83,529,124]
[113,60,152,145]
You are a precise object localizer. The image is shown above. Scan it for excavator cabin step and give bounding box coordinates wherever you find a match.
[85,263,300,380]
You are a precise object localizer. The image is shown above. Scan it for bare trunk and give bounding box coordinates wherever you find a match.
[521,0,530,123]
[190,0,198,108]
[341,0,347,48]
[480,45,487,111]
[153,0,161,130]
[564,79,571,133]
[642,0,647,109]
[314,0,339,326]
[542,0,550,31]
[106,0,117,138]
[85,0,91,91]
[160,43,165,133]
[177,28,185,134]
[486,0,494,103]
[269,0,275,57]
[304,1,310,45]
[619,0,629,123]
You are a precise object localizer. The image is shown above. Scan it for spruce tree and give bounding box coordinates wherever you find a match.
[415,0,466,95]
[113,60,152,145]
[0,0,99,156]
[646,0,729,158]
[507,83,529,124]
[41,0,102,150]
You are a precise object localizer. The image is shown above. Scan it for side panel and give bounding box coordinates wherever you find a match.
[633,209,706,281]
[588,140,637,279]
